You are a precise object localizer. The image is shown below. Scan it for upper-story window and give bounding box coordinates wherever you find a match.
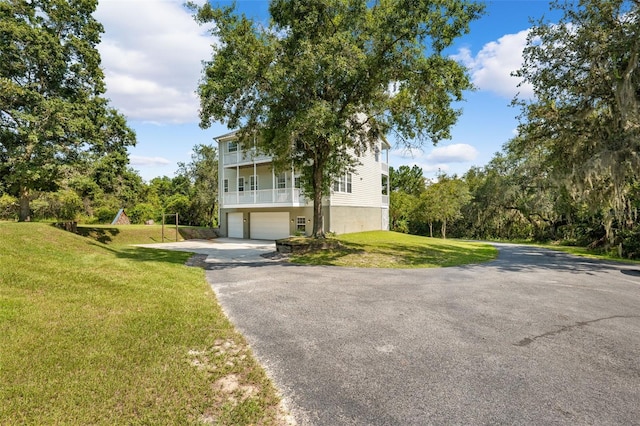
[333,173,352,193]
[294,176,301,189]
[238,177,245,192]
[250,175,257,191]
[277,173,286,189]
[228,141,238,153]
[223,179,229,193]
[374,146,380,162]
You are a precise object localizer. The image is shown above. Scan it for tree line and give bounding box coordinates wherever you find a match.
[0,0,217,226]
[0,143,219,227]
[390,0,640,260]
[2,0,637,258]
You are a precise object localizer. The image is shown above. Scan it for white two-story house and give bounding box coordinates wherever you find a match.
[215,130,390,240]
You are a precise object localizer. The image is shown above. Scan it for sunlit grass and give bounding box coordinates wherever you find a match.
[290,230,497,268]
[75,223,184,245]
[0,222,284,425]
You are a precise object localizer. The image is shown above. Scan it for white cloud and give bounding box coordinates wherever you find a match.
[130,155,171,166]
[389,143,477,177]
[452,30,533,99]
[426,144,478,163]
[392,147,425,159]
[95,0,214,124]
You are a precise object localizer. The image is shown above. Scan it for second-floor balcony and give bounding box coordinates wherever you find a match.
[223,149,271,166]
[223,188,310,207]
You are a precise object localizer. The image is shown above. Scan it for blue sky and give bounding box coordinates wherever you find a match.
[94,0,562,182]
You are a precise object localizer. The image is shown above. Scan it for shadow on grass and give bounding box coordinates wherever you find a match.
[75,226,121,244]
[116,247,193,264]
[290,241,366,265]
[87,242,194,265]
[376,242,497,266]
[292,240,497,267]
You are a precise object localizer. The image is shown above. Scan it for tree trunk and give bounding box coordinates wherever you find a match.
[429,222,433,238]
[19,185,31,222]
[311,158,325,238]
[441,219,447,239]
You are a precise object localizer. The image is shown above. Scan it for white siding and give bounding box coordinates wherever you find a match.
[330,142,384,208]
[217,130,388,236]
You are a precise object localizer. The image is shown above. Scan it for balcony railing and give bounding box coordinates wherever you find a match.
[223,189,309,206]
[381,162,389,174]
[382,194,389,206]
[223,150,271,166]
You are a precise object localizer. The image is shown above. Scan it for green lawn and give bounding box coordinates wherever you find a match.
[75,223,184,245]
[0,222,285,425]
[290,231,498,268]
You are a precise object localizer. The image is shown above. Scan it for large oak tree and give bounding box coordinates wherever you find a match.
[193,0,483,237]
[514,0,640,243]
[0,0,135,221]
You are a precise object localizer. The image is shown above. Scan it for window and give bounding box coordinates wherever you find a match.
[294,176,301,189]
[381,175,388,195]
[250,175,257,191]
[277,173,286,189]
[223,179,229,193]
[238,177,244,192]
[374,147,380,162]
[333,173,352,193]
[228,141,237,153]
[296,216,306,233]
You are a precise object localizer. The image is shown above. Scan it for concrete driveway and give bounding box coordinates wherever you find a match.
[200,242,640,425]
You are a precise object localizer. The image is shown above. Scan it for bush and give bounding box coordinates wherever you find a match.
[94,207,118,224]
[0,194,18,220]
[129,203,161,224]
[55,190,83,221]
[30,197,52,220]
[163,194,190,225]
[619,227,640,259]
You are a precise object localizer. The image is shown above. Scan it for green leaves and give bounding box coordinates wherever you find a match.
[0,0,134,221]
[194,0,483,235]
[515,0,640,243]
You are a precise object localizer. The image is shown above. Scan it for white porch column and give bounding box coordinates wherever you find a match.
[272,167,276,204]
[290,164,295,203]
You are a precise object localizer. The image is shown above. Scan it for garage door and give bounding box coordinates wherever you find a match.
[227,212,243,238]
[250,212,290,240]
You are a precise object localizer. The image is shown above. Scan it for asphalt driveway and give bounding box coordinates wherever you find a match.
[202,243,640,425]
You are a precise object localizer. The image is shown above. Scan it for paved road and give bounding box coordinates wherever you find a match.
[202,243,640,425]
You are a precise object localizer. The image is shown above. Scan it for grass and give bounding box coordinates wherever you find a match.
[75,223,185,245]
[290,231,498,268]
[0,222,285,425]
[530,242,640,264]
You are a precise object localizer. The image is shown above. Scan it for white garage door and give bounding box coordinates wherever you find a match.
[227,212,243,238]
[250,212,290,240]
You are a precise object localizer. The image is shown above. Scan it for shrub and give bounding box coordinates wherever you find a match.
[129,203,161,224]
[55,190,83,221]
[94,207,118,224]
[0,194,18,220]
